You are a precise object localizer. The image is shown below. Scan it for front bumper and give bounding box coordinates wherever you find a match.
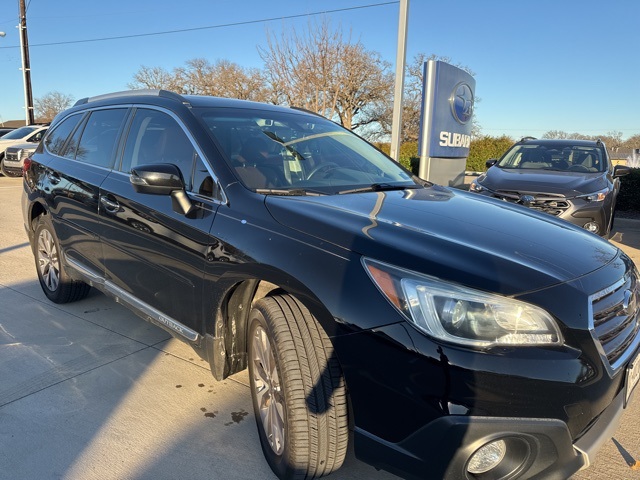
[355,384,632,480]
[472,188,611,235]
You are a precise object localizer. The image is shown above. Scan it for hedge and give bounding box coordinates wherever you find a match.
[374,136,514,174]
[616,168,640,212]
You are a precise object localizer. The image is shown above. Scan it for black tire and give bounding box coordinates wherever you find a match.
[247,294,348,480]
[33,215,91,303]
[0,153,5,177]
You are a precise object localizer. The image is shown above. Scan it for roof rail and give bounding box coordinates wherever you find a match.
[518,136,537,142]
[73,89,188,107]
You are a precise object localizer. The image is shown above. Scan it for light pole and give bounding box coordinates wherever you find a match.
[389,0,409,161]
[18,0,35,125]
[0,32,5,126]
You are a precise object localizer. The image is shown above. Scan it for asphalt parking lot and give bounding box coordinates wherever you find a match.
[0,174,638,480]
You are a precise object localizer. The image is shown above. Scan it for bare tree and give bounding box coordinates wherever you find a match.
[601,130,623,151]
[128,65,183,92]
[259,18,393,131]
[130,60,268,101]
[176,58,268,101]
[34,91,74,122]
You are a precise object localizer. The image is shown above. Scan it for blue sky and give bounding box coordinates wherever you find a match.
[0,0,638,140]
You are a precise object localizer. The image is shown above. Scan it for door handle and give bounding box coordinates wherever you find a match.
[99,195,120,213]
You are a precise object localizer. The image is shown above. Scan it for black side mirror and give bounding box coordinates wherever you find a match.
[130,163,184,195]
[130,163,194,215]
[486,159,498,168]
[613,164,631,178]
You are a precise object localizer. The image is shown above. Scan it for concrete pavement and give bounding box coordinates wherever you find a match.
[1,175,638,479]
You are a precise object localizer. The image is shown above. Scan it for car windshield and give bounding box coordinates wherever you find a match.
[196,108,417,194]
[496,143,606,173]
[1,126,39,140]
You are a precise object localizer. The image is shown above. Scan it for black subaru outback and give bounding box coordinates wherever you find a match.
[22,90,640,480]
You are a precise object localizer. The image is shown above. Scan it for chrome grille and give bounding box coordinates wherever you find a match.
[5,150,19,162]
[590,272,640,372]
[492,191,571,216]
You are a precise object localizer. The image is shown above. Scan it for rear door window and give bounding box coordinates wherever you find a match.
[68,109,128,168]
[43,114,83,156]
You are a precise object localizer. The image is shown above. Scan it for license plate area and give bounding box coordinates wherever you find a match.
[626,350,640,406]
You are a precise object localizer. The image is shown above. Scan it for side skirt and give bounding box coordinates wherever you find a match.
[65,255,201,344]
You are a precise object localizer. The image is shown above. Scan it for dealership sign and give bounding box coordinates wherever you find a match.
[418,61,476,159]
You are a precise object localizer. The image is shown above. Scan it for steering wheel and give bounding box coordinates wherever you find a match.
[568,164,590,173]
[307,162,340,180]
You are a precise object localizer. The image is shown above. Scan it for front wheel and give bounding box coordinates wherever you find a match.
[248,294,348,480]
[33,215,91,303]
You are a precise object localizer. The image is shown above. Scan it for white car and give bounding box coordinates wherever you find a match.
[1,142,38,177]
[0,125,48,176]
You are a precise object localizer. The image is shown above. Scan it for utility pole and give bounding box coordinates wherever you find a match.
[389,0,409,161]
[18,0,35,125]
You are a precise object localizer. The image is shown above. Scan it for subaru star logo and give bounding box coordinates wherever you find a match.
[519,195,536,207]
[450,82,474,124]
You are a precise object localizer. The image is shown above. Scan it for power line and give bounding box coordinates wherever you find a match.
[0,2,399,49]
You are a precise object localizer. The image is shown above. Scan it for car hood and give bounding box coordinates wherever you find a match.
[480,167,607,197]
[265,185,618,296]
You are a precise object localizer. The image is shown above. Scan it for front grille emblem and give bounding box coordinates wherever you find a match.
[519,195,535,207]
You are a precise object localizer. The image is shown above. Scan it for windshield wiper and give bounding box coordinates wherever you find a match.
[255,188,326,196]
[337,183,422,195]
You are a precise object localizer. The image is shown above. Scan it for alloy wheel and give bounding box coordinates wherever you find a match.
[251,325,285,455]
[37,228,60,292]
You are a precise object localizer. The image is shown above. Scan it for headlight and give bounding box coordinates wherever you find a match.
[469,181,484,192]
[578,187,609,202]
[363,258,563,348]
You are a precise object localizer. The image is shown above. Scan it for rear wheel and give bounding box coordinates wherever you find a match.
[34,215,91,303]
[248,294,348,480]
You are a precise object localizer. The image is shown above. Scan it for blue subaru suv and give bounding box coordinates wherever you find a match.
[22,90,640,480]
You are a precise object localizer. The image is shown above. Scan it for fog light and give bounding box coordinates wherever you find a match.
[583,222,600,234]
[467,439,507,474]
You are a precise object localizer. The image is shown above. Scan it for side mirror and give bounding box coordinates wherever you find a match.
[130,163,194,216]
[613,164,631,178]
[130,163,184,194]
[485,159,498,168]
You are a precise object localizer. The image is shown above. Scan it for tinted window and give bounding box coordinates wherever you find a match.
[1,126,39,140]
[43,115,83,156]
[71,109,126,168]
[193,155,216,197]
[121,109,196,189]
[497,143,606,172]
[26,129,46,143]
